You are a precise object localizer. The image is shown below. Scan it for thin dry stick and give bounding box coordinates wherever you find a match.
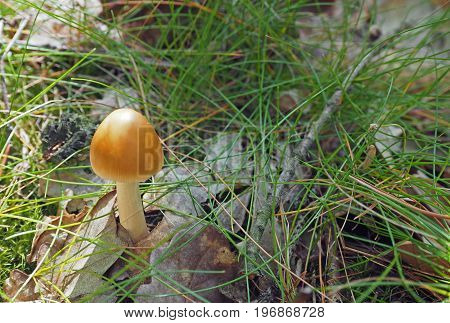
[0,17,29,112]
[0,19,4,42]
[243,43,386,275]
[161,141,331,300]
[349,175,450,220]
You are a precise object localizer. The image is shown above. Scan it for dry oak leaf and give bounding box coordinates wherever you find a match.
[27,204,89,264]
[3,270,41,302]
[42,191,130,300]
[7,191,130,302]
[136,225,239,303]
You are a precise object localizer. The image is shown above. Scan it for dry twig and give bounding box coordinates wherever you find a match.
[0,17,29,112]
[242,39,386,276]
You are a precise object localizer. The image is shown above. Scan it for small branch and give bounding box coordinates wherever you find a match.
[0,18,4,42]
[1,17,29,112]
[243,42,385,274]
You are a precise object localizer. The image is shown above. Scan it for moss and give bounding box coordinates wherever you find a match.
[41,112,96,163]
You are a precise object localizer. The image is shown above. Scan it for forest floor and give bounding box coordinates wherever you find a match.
[0,0,449,303]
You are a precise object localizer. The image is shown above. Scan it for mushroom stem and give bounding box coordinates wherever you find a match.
[116,182,148,243]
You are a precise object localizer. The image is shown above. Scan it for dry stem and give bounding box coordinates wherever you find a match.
[1,17,29,112]
[243,43,386,275]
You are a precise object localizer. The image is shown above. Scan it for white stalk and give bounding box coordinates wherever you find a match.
[116,182,148,243]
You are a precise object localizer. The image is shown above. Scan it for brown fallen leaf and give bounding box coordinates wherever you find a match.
[27,204,89,264]
[100,1,162,46]
[136,226,239,303]
[398,241,449,276]
[431,0,450,8]
[6,191,131,302]
[43,191,130,300]
[3,270,40,302]
[279,90,301,113]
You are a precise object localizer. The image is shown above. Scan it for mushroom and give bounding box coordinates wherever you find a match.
[90,108,163,243]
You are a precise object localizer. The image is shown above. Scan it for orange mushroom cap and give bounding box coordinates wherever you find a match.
[90,108,163,182]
